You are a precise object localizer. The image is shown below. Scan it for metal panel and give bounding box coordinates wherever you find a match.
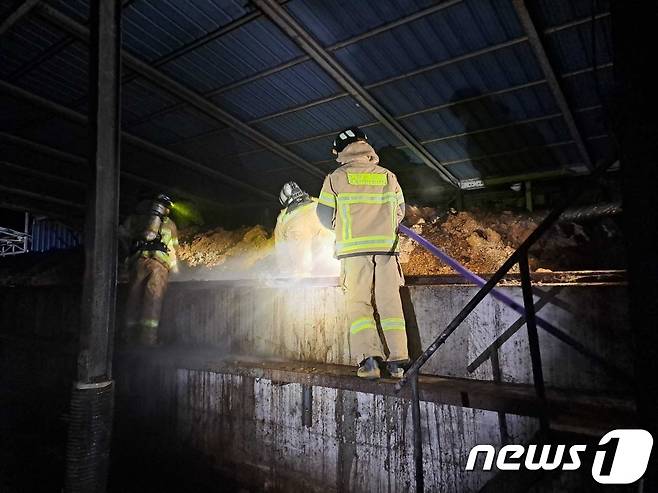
[561,65,614,109]
[45,0,89,22]
[0,16,66,77]
[121,0,252,62]
[121,78,180,121]
[254,96,373,142]
[401,83,559,141]
[543,14,612,74]
[367,43,544,116]
[31,218,82,252]
[285,0,438,47]
[13,41,88,106]
[423,116,572,165]
[168,129,261,161]
[533,0,610,27]
[158,17,304,93]
[330,0,523,85]
[211,60,342,121]
[447,143,581,180]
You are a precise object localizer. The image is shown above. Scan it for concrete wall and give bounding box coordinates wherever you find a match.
[1,279,633,491]
[158,280,632,392]
[114,357,540,492]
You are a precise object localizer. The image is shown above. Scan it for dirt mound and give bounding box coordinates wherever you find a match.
[400,211,519,275]
[176,207,623,277]
[178,225,274,272]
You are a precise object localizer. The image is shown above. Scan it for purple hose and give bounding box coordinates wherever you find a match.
[399,224,539,324]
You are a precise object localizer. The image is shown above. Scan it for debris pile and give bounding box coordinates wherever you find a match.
[177,225,274,273]
[175,206,624,277]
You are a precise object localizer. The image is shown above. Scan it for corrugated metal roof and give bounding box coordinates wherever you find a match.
[122,0,253,62]
[159,17,304,93]
[210,60,342,121]
[285,0,438,47]
[254,96,373,142]
[534,0,610,28]
[13,41,88,106]
[0,16,67,78]
[367,43,544,116]
[331,1,523,85]
[168,129,262,162]
[543,15,612,74]
[0,0,619,213]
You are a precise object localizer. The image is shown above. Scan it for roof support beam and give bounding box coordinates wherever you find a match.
[512,0,593,170]
[36,3,325,180]
[0,132,203,205]
[254,0,460,188]
[0,79,276,200]
[0,184,84,209]
[0,160,85,188]
[0,0,40,36]
[120,9,608,139]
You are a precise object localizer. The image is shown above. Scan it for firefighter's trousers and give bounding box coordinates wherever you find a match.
[341,255,409,365]
[125,256,169,339]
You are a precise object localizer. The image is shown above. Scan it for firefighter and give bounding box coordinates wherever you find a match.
[274,181,334,276]
[120,193,178,346]
[316,127,409,379]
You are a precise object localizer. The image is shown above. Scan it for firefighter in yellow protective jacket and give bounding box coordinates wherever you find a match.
[274,181,334,276]
[316,127,409,379]
[120,193,178,346]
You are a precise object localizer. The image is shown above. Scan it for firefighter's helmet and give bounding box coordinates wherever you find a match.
[279,181,306,207]
[332,126,368,155]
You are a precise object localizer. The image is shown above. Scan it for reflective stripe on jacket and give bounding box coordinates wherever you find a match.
[318,141,405,258]
[275,198,319,234]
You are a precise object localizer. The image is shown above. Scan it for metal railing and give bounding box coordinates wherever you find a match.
[395,159,618,492]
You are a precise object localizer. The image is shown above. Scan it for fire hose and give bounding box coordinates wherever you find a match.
[398,223,626,378]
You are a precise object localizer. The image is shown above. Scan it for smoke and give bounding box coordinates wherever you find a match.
[174,228,339,283]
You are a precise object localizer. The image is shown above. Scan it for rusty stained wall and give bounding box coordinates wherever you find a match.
[165,367,536,493]
[159,283,631,392]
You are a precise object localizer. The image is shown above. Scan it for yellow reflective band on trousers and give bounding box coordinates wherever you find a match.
[347,172,388,186]
[350,317,376,335]
[381,318,406,331]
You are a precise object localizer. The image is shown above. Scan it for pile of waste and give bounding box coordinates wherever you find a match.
[177,225,274,273]
[176,205,624,277]
[400,206,623,275]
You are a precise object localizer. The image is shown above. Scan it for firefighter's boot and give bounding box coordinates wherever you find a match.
[357,357,380,379]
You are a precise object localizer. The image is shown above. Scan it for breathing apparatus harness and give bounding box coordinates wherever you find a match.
[131,194,173,255]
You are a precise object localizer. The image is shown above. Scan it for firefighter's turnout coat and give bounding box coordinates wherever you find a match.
[121,213,178,343]
[274,197,332,275]
[317,141,409,365]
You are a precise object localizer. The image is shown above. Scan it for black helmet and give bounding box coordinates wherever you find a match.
[279,181,307,207]
[332,126,368,155]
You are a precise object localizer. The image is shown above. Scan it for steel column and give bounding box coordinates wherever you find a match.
[254,0,460,187]
[0,0,40,35]
[512,0,593,170]
[65,2,121,491]
[518,253,549,434]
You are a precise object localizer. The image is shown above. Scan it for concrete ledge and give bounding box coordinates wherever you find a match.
[116,347,636,436]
